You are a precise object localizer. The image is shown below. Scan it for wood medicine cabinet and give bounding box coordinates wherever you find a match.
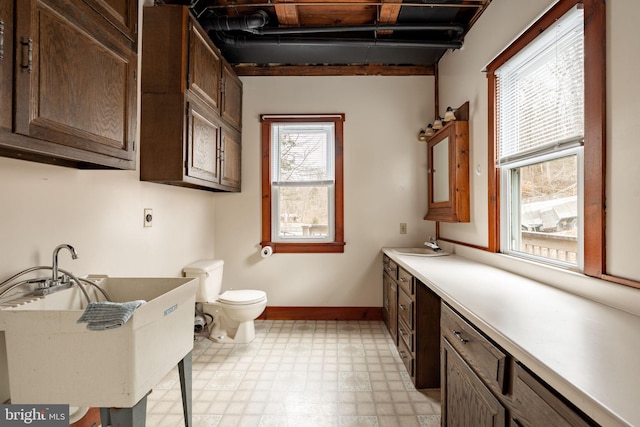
[424,105,470,222]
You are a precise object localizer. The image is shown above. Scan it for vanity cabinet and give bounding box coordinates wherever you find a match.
[140,5,242,192]
[382,255,398,344]
[0,0,138,169]
[382,255,440,388]
[441,302,598,427]
[425,120,470,222]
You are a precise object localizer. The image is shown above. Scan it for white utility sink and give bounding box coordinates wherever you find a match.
[0,276,197,408]
[389,247,450,257]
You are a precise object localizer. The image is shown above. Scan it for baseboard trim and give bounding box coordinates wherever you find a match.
[258,306,383,321]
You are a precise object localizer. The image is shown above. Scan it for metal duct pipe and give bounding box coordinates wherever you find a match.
[203,10,269,32]
[213,32,463,50]
[252,23,465,37]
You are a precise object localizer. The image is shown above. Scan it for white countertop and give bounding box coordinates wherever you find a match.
[383,248,640,427]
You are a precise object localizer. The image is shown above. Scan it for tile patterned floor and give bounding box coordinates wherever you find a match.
[146,320,441,427]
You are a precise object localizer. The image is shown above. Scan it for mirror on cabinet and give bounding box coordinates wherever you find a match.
[431,136,450,203]
[425,120,470,223]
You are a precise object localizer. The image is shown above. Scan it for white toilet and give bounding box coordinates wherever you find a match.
[183,259,267,343]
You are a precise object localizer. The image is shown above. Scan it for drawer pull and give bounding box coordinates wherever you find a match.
[399,304,407,311]
[399,277,407,282]
[453,330,468,344]
[399,350,407,359]
[399,328,406,336]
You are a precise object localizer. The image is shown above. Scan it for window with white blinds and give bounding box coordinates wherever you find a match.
[495,6,584,165]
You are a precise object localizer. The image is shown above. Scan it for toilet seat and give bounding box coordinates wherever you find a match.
[217,290,267,305]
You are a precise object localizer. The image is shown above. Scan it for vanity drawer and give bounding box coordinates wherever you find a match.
[398,336,414,377]
[397,267,414,295]
[398,317,414,352]
[441,303,508,394]
[511,364,595,427]
[397,289,414,329]
[384,256,398,280]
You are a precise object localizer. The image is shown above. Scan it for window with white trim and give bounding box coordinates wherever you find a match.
[495,6,584,268]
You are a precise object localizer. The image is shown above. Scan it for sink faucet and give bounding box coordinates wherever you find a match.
[49,244,79,287]
[424,237,442,252]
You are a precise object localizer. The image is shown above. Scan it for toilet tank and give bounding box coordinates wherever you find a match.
[182,259,224,303]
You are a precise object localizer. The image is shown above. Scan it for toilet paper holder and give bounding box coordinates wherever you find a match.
[260,246,273,258]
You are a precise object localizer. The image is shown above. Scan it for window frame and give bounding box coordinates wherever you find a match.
[486,0,605,278]
[261,114,345,254]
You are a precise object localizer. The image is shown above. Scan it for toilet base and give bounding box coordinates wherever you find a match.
[209,319,256,344]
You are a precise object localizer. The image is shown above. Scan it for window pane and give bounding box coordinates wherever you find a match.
[511,155,578,264]
[275,185,332,240]
[273,123,334,183]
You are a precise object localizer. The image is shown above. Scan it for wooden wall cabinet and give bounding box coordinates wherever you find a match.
[0,0,138,169]
[424,120,470,222]
[140,5,242,192]
[382,255,440,388]
[441,303,598,427]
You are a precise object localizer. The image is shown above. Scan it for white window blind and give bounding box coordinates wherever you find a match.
[496,6,584,165]
[271,123,334,185]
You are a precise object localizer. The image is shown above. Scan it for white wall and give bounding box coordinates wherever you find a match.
[435,0,640,311]
[214,76,435,307]
[0,158,216,278]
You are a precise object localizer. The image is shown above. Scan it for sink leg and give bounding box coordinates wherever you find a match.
[179,351,193,427]
[99,395,147,427]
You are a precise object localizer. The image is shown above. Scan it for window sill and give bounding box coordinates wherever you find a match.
[261,241,346,254]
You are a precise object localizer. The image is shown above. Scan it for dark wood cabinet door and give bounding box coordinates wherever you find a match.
[0,0,13,131]
[442,338,506,427]
[188,17,221,113]
[389,279,398,345]
[221,61,242,131]
[220,125,241,190]
[83,0,138,42]
[14,0,136,167]
[186,100,221,184]
[382,269,391,328]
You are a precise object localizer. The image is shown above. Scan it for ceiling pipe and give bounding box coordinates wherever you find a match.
[250,23,465,37]
[203,13,464,41]
[204,10,270,32]
[212,32,463,50]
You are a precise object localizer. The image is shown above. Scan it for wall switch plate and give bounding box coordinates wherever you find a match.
[144,208,153,227]
[400,223,407,234]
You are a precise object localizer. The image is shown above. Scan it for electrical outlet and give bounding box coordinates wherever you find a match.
[400,223,407,234]
[144,208,153,227]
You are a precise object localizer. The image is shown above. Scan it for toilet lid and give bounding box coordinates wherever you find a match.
[218,290,267,305]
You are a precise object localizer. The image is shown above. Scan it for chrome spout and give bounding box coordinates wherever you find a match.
[50,244,78,286]
[424,237,442,252]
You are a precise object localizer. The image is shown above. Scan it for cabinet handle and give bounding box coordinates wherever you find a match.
[399,277,406,282]
[21,38,33,73]
[0,19,4,61]
[399,304,407,311]
[399,350,407,359]
[399,327,405,336]
[452,330,468,344]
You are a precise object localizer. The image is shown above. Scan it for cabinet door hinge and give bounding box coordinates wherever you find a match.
[133,70,137,81]
[132,140,136,152]
[0,19,4,61]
